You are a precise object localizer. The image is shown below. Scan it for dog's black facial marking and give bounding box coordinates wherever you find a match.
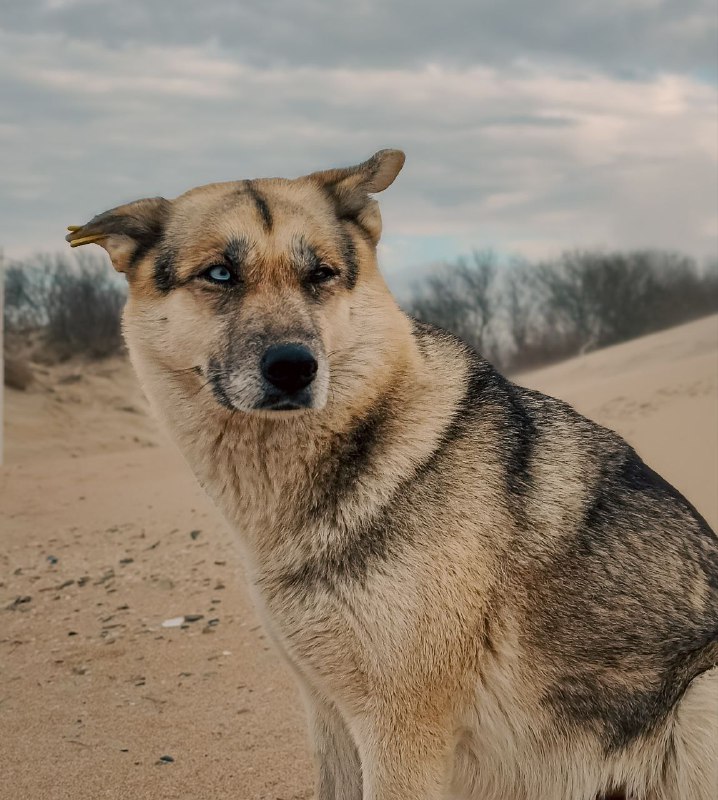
[128,233,160,271]
[338,223,359,290]
[292,236,349,296]
[244,180,273,232]
[154,246,177,293]
[207,357,235,411]
[224,236,250,272]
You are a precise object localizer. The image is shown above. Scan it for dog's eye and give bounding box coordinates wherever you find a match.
[307,264,338,284]
[202,265,235,285]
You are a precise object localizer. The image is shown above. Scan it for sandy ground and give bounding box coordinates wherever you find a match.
[1,315,717,799]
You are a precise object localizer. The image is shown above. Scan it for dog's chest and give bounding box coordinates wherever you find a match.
[247,568,371,703]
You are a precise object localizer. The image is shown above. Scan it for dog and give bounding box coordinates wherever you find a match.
[66,150,718,799]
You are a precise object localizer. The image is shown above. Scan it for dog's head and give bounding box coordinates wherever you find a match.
[66,150,404,415]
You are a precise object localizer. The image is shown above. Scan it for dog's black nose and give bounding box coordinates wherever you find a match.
[261,344,318,394]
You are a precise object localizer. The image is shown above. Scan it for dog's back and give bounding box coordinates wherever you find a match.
[412,321,718,799]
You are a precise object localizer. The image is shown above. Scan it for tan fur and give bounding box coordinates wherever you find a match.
[67,150,718,799]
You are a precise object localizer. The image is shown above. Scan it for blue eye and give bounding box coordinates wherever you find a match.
[204,265,233,284]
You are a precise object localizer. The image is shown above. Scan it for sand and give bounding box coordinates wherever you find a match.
[2,314,716,799]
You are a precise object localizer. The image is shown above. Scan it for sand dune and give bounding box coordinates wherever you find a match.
[1,315,716,799]
[518,314,718,528]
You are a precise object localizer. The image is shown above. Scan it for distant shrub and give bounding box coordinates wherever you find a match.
[4,356,34,390]
[4,251,127,359]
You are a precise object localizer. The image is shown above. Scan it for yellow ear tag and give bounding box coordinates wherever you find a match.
[68,234,105,247]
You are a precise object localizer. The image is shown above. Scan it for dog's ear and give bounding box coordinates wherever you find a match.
[65,196,171,274]
[307,149,405,244]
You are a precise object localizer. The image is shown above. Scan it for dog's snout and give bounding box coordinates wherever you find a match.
[261,344,318,394]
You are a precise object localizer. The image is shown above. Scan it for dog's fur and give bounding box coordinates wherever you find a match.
[67,150,718,800]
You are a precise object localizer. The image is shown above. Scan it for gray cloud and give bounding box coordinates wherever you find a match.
[3,1,717,76]
[1,2,716,274]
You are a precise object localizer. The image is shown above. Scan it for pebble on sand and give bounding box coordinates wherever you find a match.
[161,617,184,628]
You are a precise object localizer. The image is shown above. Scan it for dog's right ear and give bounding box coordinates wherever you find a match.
[66,197,171,274]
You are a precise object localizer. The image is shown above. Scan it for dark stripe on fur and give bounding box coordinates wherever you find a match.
[128,237,157,271]
[207,358,235,411]
[244,181,273,231]
[275,328,494,593]
[154,246,176,293]
[306,395,392,524]
[535,442,718,752]
[224,236,250,272]
[339,223,359,290]
[500,379,536,499]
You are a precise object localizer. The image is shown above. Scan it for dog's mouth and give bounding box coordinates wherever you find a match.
[255,391,315,412]
[205,359,326,414]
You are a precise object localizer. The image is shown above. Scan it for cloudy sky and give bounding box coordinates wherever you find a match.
[1,0,716,292]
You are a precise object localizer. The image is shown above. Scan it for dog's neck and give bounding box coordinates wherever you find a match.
[130,305,466,577]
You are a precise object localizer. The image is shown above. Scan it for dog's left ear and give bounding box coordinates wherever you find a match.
[65,196,171,274]
[307,149,405,244]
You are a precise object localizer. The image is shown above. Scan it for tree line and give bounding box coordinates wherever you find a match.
[3,248,718,370]
[407,249,718,373]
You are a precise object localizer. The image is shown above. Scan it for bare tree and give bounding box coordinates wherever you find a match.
[406,248,718,374]
[408,250,500,360]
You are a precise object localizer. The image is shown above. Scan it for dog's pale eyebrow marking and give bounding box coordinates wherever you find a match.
[243,180,273,232]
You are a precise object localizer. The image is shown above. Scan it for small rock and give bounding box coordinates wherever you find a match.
[158,755,174,764]
[47,555,59,566]
[184,614,204,623]
[189,530,201,541]
[7,595,32,610]
[161,617,184,628]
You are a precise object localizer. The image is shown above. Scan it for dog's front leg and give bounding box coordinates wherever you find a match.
[303,691,362,800]
[355,717,453,800]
